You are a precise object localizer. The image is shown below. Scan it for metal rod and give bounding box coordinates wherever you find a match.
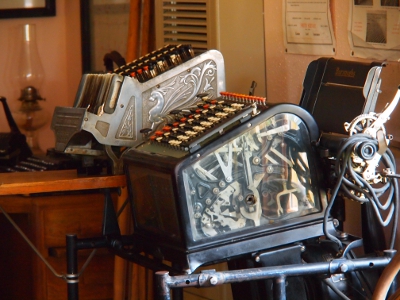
[66,234,79,300]
[155,256,392,300]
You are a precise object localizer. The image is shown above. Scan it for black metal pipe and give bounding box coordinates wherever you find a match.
[66,234,79,300]
[75,236,109,250]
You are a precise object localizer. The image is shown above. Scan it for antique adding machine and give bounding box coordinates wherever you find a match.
[51,45,225,174]
[57,48,400,299]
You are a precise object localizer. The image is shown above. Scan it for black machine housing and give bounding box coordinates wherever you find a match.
[120,57,395,300]
[123,98,333,273]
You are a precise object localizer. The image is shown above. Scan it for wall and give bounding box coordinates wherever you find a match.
[1,0,398,153]
[264,0,400,137]
[0,0,82,152]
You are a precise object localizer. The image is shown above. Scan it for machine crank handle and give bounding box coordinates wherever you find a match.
[369,85,400,134]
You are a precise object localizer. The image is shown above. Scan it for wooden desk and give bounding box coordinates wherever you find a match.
[0,170,127,300]
[0,170,126,196]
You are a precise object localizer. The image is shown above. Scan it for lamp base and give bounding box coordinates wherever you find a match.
[12,109,48,154]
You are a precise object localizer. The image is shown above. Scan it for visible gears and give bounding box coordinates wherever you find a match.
[183,112,319,240]
[344,113,385,137]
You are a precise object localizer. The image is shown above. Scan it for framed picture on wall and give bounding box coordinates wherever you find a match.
[0,0,56,19]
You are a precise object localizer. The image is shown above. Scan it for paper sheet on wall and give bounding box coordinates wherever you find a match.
[283,0,336,55]
[349,0,400,61]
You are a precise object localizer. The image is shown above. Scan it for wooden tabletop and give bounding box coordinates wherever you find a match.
[0,170,126,196]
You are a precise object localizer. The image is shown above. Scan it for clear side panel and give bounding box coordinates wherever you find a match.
[182,112,321,242]
[127,165,181,241]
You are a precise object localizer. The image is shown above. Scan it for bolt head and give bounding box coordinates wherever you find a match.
[340,263,348,272]
[209,277,218,285]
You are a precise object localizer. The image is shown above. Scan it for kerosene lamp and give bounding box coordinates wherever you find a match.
[12,24,48,153]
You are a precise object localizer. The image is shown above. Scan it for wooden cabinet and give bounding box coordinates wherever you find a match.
[34,192,116,300]
[0,192,115,300]
[0,171,126,300]
[0,212,34,299]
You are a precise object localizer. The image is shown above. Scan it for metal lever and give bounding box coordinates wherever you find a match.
[249,81,257,96]
[365,86,400,139]
[363,64,385,114]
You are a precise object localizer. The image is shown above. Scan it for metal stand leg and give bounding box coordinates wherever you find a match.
[155,271,171,300]
[154,271,183,300]
[273,276,286,300]
[66,234,79,300]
